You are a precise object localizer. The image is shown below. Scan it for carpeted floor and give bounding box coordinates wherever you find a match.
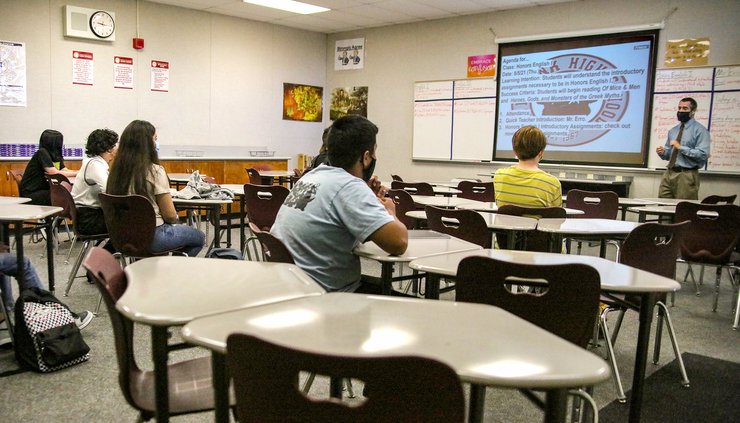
[600,353,740,422]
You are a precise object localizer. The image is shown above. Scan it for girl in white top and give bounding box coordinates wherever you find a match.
[71,129,118,235]
[107,120,205,257]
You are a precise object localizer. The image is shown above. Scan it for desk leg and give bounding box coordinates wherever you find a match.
[638,211,647,223]
[330,377,343,399]
[544,389,568,423]
[239,196,246,254]
[468,384,486,423]
[212,352,230,423]
[628,292,656,423]
[152,326,171,423]
[212,206,221,249]
[599,239,607,258]
[45,218,55,293]
[225,203,232,248]
[381,263,393,296]
[13,223,25,286]
[425,273,441,300]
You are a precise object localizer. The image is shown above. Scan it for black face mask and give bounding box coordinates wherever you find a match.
[677,111,692,123]
[362,158,376,182]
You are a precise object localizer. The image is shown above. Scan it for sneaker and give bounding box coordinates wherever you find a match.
[74,311,94,330]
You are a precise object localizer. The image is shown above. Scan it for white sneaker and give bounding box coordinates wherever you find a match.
[74,311,93,330]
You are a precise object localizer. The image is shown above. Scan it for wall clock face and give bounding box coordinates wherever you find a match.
[90,11,115,38]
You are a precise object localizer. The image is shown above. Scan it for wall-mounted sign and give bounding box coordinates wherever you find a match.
[114,56,133,89]
[72,51,93,86]
[335,38,365,71]
[150,60,169,92]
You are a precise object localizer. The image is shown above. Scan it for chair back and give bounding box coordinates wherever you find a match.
[390,174,403,182]
[425,205,491,248]
[456,181,494,202]
[250,223,294,264]
[701,194,737,205]
[82,247,139,410]
[566,189,619,219]
[49,182,75,222]
[390,181,434,196]
[226,333,465,423]
[496,205,566,251]
[99,193,158,258]
[243,184,289,231]
[45,173,71,186]
[6,169,23,195]
[620,222,689,279]
[674,202,740,265]
[387,189,416,229]
[456,256,600,348]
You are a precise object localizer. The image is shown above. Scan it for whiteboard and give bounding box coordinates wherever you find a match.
[648,65,740,173]
[412,78,496,161]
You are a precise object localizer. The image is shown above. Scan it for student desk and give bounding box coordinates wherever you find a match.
[353,230,481,297]
[0,204,62,291]
[409,195,484,209]
[0,196,30,204]
[181,293,611,423]
[219,184,247,250]
[536,218,639,258]
[171,197,232,251]
[385,182,461,196]
[408,248,680,423]
[456,201,585,216]
[562,196,662,220]
[118,256,324,423]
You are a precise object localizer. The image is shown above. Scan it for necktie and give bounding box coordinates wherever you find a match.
[667,122,685,169]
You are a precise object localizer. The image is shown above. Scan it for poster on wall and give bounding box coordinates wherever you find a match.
[114,56,134,89]
[330,86,368,120]
[282,83,323,122]
[72,51,93,86]
[0,40,27,107]
[665,38,710,67]
[150,60,169,92]
[334,38,365,70]
[467,54,496,78]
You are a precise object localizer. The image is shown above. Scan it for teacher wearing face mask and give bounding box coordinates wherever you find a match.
[655,97,711,199]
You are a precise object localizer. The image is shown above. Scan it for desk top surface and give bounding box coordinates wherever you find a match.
[405,210,538,231]
[409,249,680,294]
[537,218,639,235]
[181,292,610,388]
[0,196,30,205]
[118,256,324,326]
[455,201,585,216]
[410,195,480,208]
[0,204,62,220]
[354,230,481,263]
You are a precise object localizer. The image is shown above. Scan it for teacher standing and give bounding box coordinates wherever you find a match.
[655,97,710,200]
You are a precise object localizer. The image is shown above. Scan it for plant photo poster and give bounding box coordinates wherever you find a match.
[283,83,323,122]
[330,86,368,120]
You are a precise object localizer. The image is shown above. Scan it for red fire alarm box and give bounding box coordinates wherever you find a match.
[133,38,144,50]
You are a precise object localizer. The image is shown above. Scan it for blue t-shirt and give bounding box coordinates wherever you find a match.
[271,165,394,291]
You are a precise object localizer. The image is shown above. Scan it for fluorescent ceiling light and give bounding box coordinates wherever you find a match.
[243,0,330,15]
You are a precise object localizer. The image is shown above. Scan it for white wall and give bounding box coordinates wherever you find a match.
[326,0,740,198]
[0,0,328,166]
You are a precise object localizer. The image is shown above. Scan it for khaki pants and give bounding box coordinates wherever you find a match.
[658,169,700,200]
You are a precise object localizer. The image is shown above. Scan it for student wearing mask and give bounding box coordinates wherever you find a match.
[19,130,78,205]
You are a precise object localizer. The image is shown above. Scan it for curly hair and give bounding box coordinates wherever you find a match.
[85,128,118,157]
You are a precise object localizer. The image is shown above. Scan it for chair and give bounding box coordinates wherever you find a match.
[226,333,465,423]
[45,173,72,187]
[425,205,491,248]
[565,189,620,255]
[599,222,691,402]
[674,202,740,316]
[456,255,601,419]
[390,174,403,182]
[456,180,494,202]
[245,168,273,185]
[701,194,737,205]
[496,205,566,252]
[386,189,416,229]
[83,247,230,421]
[390,181,434,196]
[242,184,290,259]
[6,169,23,196]
[47,179,74,253]
[99,193,188,263]
[250,223,294,264]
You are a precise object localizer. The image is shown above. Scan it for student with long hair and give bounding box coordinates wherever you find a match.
[19,129,78,205]
[107,120,205,257]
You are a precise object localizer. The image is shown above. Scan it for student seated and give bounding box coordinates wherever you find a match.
[271,115,408,293]
[19,130,79,206]
[106,120,205,257]
[493,125,562,208]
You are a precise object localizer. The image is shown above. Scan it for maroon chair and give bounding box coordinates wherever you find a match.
[390,181,434,196]
[245,168,273,185]
[249,223,294,264]
[226,333,465,423]
[424,205,491,248]
[387,189,416,229]
[701,194,737,205]
[390,174,403,182]
[456,181,494,202]
[496,205,566,252]
[565,189,620,255]
[243,184,289,232]
[83,247,232,421]
[599,222,690,402]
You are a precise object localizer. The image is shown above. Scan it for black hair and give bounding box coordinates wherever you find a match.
[85,128,119,157]
[107,120,159,196]
[326,115,378,169]
[680,97,698,112]
[38,129,64,162]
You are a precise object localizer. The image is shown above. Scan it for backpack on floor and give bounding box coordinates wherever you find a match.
[13,287,90,372]
[206,247,243,260]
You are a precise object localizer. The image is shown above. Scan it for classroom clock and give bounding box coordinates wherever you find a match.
[90,10,115,38]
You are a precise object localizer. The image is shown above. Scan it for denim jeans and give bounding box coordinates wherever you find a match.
[151,223,205,257]
[0,253,44,311]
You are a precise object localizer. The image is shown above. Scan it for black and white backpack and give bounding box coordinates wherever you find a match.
[13,287,90,372]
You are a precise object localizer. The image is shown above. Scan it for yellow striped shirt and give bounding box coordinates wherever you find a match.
[493,166,562,208]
